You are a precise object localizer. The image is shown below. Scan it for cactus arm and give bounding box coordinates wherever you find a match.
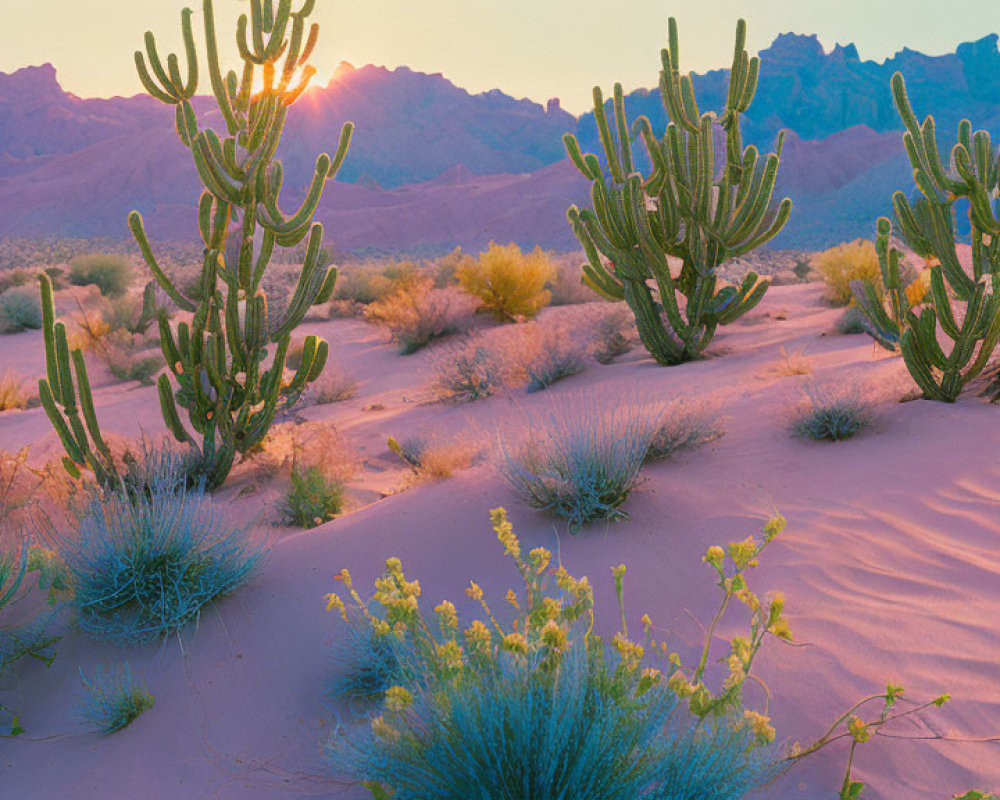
[38,381,85,466]
[327,123,354,177]
[203,0,239,134]
[72,350,113,463]
[128,212,196,312]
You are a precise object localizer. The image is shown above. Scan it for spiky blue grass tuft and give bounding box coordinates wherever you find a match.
[77,662,154,734]
[61,469,264,646]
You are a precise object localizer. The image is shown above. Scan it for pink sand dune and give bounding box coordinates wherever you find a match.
[1,283,999,798]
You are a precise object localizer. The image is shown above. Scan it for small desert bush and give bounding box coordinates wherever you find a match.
[335,261,421,306]
[0,371,35,412]
[0,448,50,533]
[0,287,42,333]
[68,254,133,298]
[791,381,873,442]
[644,398,723,462]
[0,268,34,294]
[835,305,869,335]
[432,247,474,288]
[387,432,481,482]
[324,509,785,799]
[59,466,263,646]
[77,662,154,734]
[253,422,358,484]
[457,242,554,322]
[521,326,587,392]
[547,256,600,305]
[592,305,634,364]
[813,239,879,307]
[428,337,507,402]
[281,465,345,529]
[302,366,358,406]
[69,293,166,385]
[496,397,655,531]
[365,278,475,354]
[760,345,812,379]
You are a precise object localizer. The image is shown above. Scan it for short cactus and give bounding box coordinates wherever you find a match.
[36,273,117,485]
[852,73,1000,402]
[563,18,791,365]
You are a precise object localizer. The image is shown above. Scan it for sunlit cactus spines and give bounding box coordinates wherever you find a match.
[563,18,792,365]
[852,72,1000,402]
[123,0,354,487]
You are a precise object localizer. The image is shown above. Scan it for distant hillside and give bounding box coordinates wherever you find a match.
[1,32,999,252]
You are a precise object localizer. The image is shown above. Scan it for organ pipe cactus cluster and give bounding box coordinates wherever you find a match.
[41,0,354,488]
[851,73,1000,403]
[563,18,791,365]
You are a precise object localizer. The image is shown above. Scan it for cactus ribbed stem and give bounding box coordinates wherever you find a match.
[563,18,790,365]
[852,72,1000,402]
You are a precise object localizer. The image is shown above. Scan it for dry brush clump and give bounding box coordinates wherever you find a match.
[68,291,167,386]
[457,242,555,322]
[0,371,37,412]
[301,365,359,406]
[546,254,602,306]
[590,305,635,364]
[387,430,483,484]
[335,260,422,306]
[759,345,812,380]
[643,398,724,463]
[365,277,476,354]
[427,336,509,402]
[518,324,588,392]
[495,397,654,531]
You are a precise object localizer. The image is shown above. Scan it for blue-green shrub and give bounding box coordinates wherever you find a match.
[61,471,263,646]
[77,662,154,734]
[496,397,654,531]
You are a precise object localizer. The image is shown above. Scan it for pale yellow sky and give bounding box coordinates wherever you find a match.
[0,0,997,113]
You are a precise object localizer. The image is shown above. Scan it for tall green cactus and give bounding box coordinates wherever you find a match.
[852,73,1000,402]
[124,0,349,487]
[36,273,118,486]
[563,18,791,365]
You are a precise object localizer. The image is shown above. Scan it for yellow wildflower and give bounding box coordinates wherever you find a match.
[743,710,776,745]
[434,600,458,630]
[528,547,551,573]
[385,686,413,711]
[848,715,870,744]
[502,632,529,655]
[466,581,484,602]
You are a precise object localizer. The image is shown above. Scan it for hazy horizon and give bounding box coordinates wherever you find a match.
[0,0,997,114]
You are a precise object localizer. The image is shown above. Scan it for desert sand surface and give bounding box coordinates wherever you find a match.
[2,282,999,799]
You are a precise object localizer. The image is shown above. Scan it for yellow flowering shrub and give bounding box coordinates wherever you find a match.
[324,508,956,800]
[814,239,880,307]
[456,242,555,322]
